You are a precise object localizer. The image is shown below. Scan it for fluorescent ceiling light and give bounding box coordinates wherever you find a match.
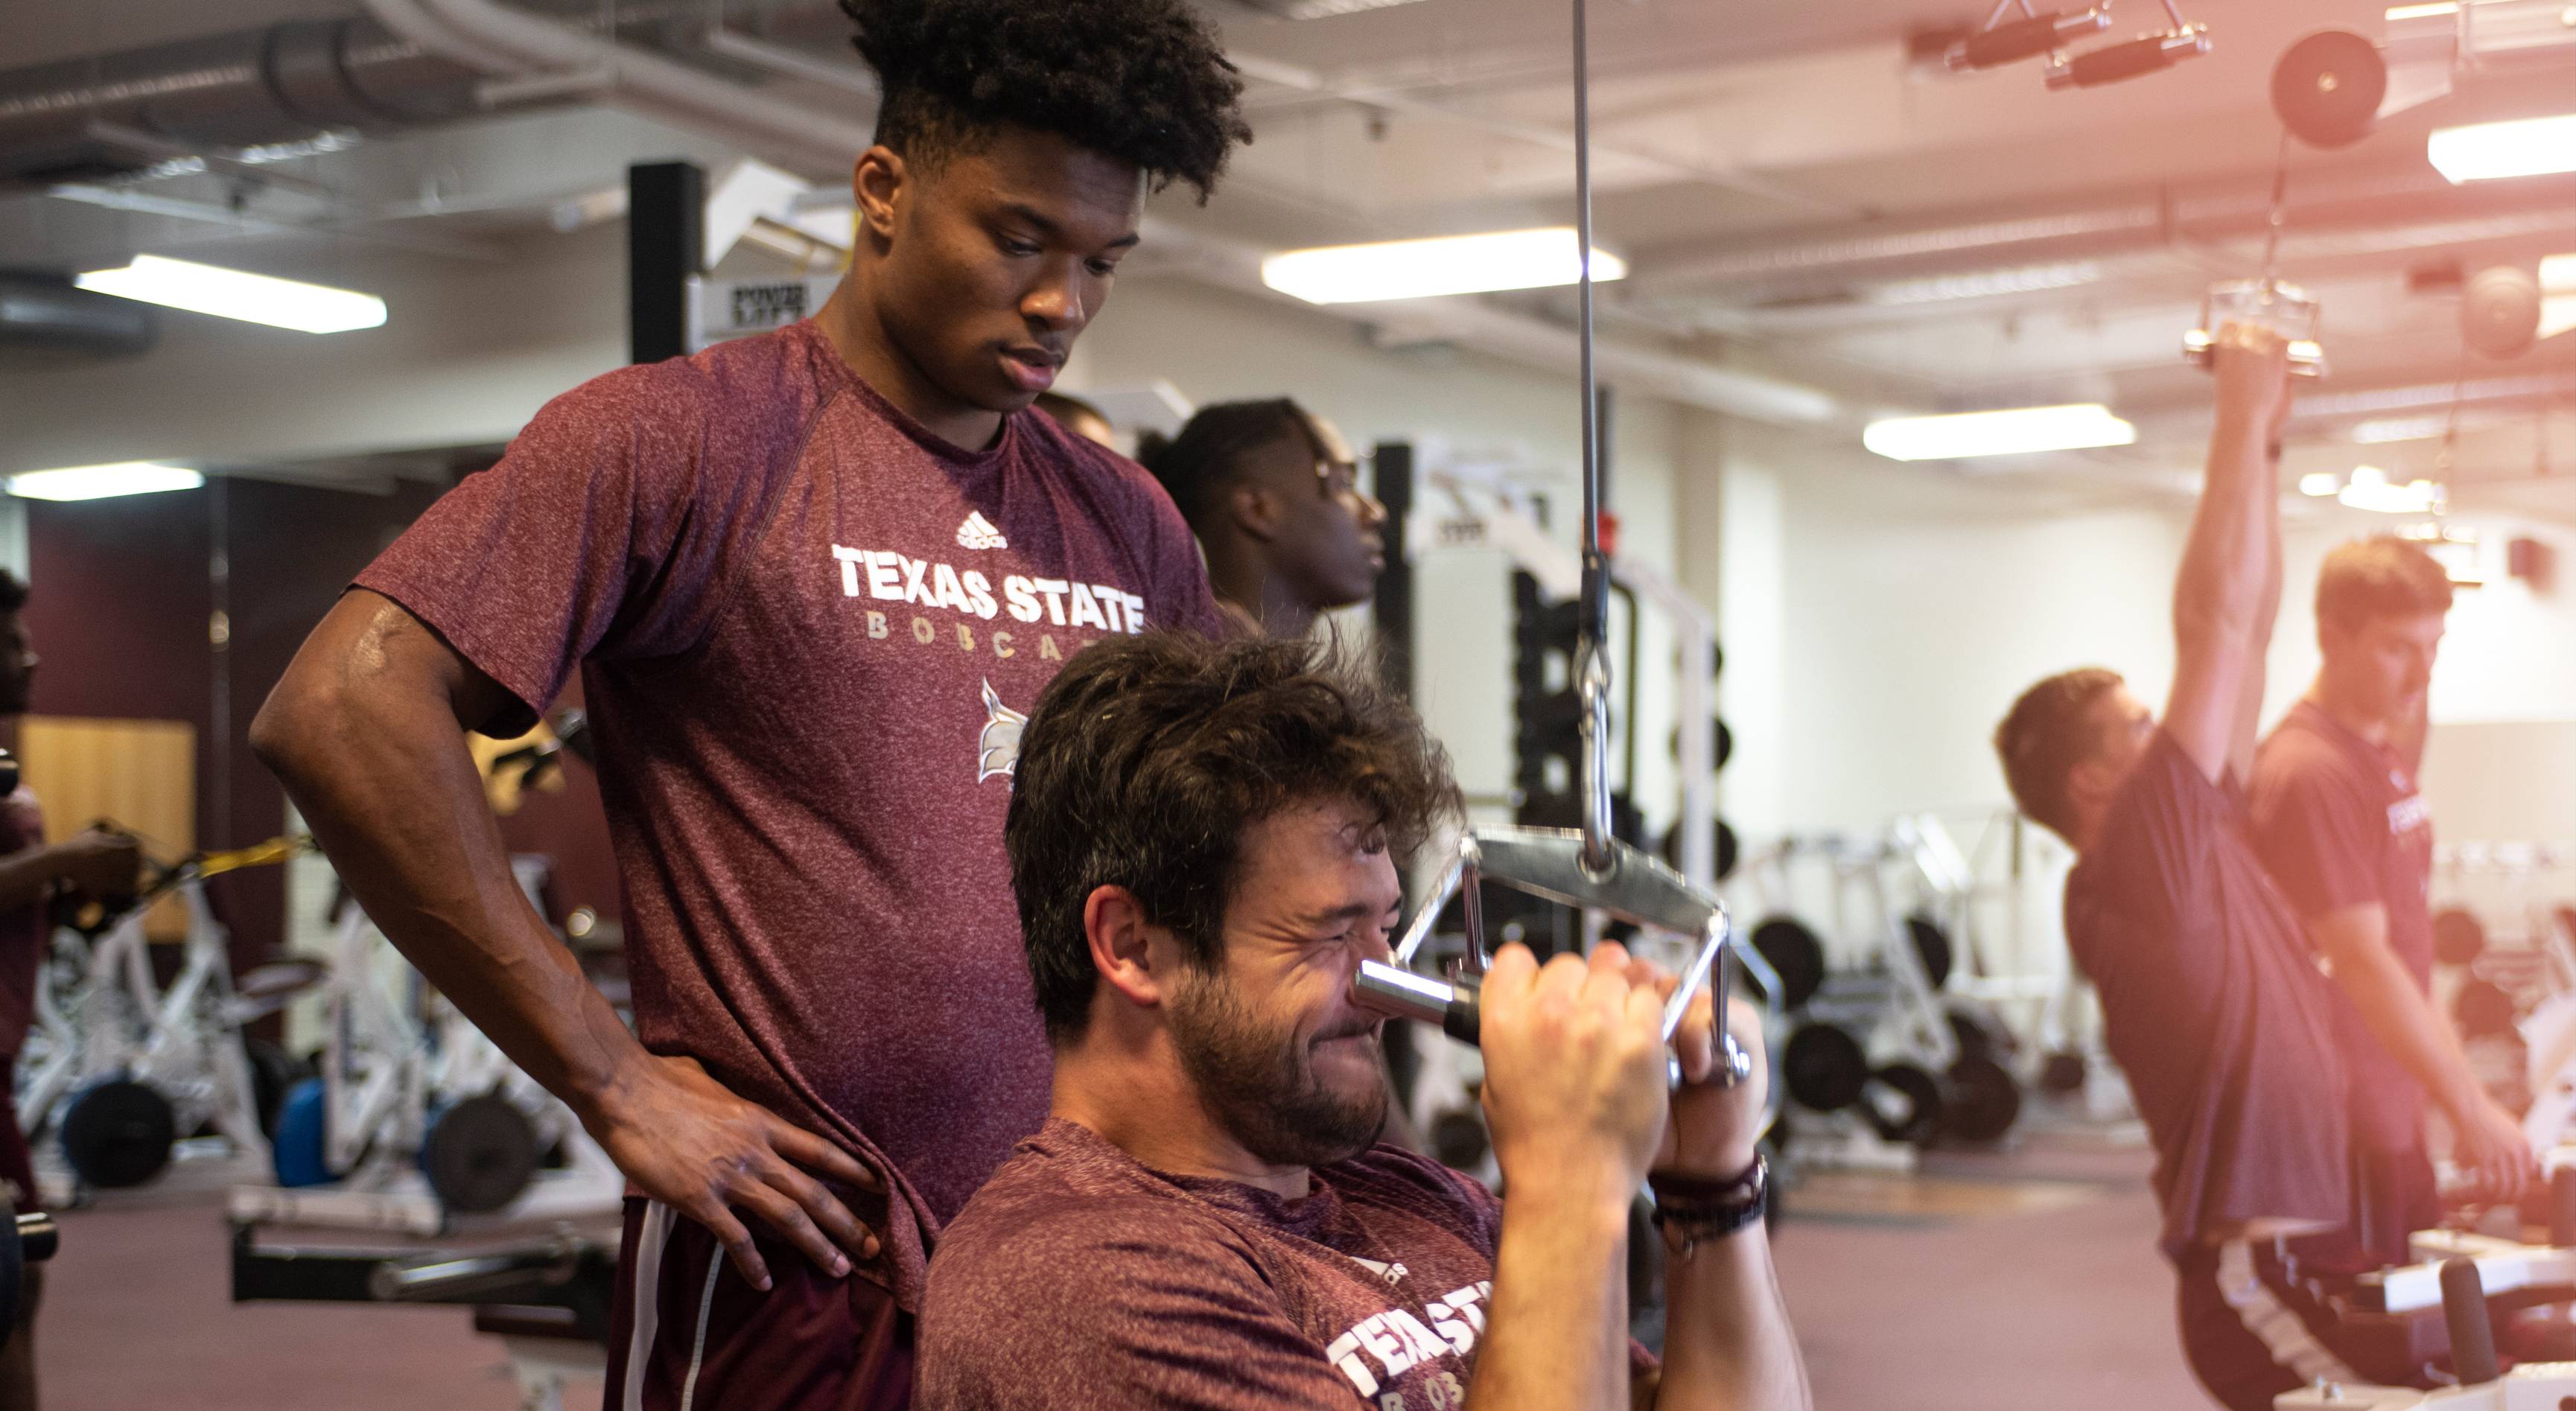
[1861,404,2136,462]
[75,255,387,334]
[2351,414,2454,445]
[5,462,204,502]
[1261,228,1626,305]
[2299,471,2343,497]
[2385,2,2456,19]
[2426,113,2576,183]
[2335,465,2444,515]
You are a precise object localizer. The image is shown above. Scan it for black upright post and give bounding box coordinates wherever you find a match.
[1370,440,1414,702]
[628,162,705,366]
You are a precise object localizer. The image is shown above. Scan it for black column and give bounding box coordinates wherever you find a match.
[1370,439,1413,702]
[627,161,705,366]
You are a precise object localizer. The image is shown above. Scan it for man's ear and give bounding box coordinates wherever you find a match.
[852,145,906,242]
[1227,481,1284,546]
[1084,885,1172,1010]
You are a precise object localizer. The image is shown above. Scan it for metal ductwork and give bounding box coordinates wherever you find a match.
[0,18,487,194]
[0,272,154,356]
[1633,166,2576,304]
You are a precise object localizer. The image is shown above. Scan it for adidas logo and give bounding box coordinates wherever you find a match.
[955,512,1008,550]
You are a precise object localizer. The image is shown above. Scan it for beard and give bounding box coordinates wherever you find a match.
[1167,965,1389,1170]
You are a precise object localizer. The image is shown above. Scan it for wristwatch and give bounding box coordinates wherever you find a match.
[1648,1156,1769,1258]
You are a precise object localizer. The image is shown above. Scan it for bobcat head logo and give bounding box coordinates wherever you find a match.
[976,679,1027,784]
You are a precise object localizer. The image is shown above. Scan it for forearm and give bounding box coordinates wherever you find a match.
[1653,1223,1810,1411]
[2325,937,2484,1120]
[0,847,56,914]
[257,678,643,1116]
[2173,415,2276,652]
[1467,1181,1632,1411]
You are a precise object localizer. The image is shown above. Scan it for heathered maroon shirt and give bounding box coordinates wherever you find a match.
[2249,700,2437,1154]
[2064,730,2355,1260]
[355,321,1224,1306]
[919,1118,1653,1409]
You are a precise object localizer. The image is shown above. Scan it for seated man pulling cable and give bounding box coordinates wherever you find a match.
[1994,324,2382,1409]
[917,631,1809,1410]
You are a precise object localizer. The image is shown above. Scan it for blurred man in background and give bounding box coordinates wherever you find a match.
[1140,399,1386,639]
[0,567,142,1411]
[2249,537,2533,1265]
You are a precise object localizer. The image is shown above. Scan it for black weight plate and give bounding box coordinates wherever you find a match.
[2454,978,2518,1039]
[1782,1024,1869,1113]
[1715,719,1733,771]
[2433,908,2487,968]
[1906,915,1954,990]
[1750,917,1828,1011]
[1941,1055,2023,1144]
[422,1095,541,1215]
[1716,820,1739,882]
[1428,1109,1489,1173]
[2038,1051,2088,1095]
[1947,1008,2000,1061]
[1863,1063,1942,1146]
[2272,30,2385,150]
[60,1079,174,1189]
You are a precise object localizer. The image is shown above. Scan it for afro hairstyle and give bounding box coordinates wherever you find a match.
[841,0,1252,203]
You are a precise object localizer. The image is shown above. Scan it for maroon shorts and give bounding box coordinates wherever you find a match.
[602,1197,913,1411]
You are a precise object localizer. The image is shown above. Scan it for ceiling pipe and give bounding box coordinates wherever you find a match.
[1632,167,2576,302]
[361,0,873,176]
[0,18,490,191]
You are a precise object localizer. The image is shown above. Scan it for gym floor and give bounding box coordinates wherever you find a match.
[35,1117,2202,1410]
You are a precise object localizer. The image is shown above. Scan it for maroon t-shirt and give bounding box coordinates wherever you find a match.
[2248,700,2437,1155]
[920,1118,1652,1409]
[354,321,1224,1306]
[2064,731,2355,1259]
[0,787,45,1056]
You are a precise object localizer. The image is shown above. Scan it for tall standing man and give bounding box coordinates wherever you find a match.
[2250,537,2534,1264]
[0,568,143,1411]
[249,2,1251,1404]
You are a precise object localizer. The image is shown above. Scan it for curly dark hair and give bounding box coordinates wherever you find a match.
[840,0,1251,202]
[1007,631,1460,1042]
[0,570,25,617]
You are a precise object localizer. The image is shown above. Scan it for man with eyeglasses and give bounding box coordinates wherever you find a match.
[1137,399,1388,639]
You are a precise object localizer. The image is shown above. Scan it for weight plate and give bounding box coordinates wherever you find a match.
[2038,1051,2088,1095]
[59,1079,174,1189]
[2433,908,2487,968]
[1906,915,1954,991]
[421,1095,541,1215]
[1941,1055,2023,1144]
[2455,978,2518,1039]
[1947,1008,2000,1061]
[2272,30,2385,150]
[1715,819,1739,882]
[1782,1023,1869,1113]
[1863,1063,1942,1146]
[1750,917,1828,1011]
